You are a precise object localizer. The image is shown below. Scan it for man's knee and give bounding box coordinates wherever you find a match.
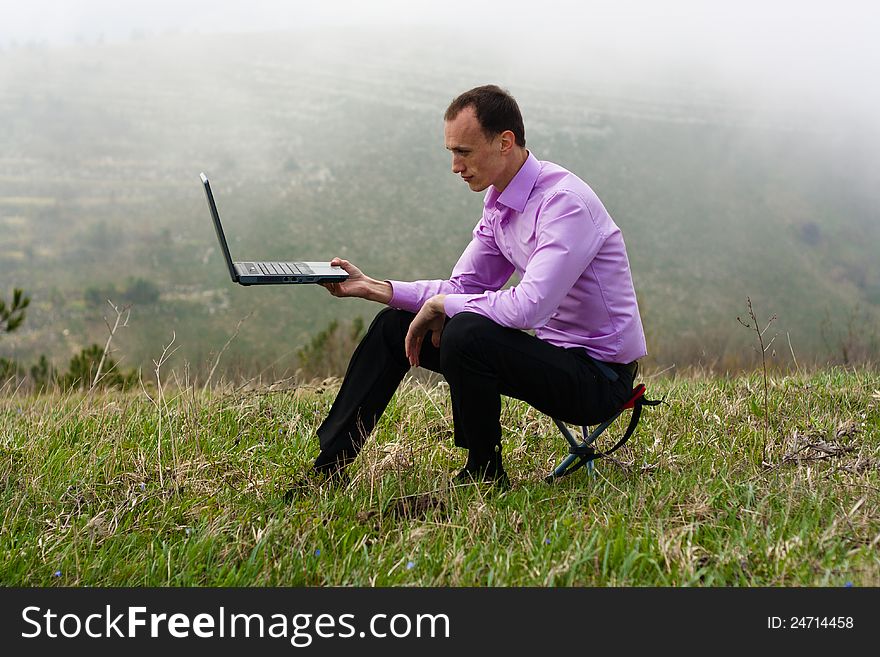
[366,307,410,342]
[440,312,495,364]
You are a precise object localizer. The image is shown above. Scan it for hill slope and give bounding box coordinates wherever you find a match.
[1,30,878,375]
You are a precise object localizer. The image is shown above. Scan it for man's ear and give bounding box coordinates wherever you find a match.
[499,130,516,155]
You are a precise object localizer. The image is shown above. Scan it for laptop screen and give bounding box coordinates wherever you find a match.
[200,173,238,283]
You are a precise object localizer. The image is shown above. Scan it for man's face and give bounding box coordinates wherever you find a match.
[444,106,504,193]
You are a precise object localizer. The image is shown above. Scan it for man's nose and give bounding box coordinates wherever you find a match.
[451,156,465,174]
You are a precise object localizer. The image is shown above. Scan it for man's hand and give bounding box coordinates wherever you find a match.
[404,295,447,368]
[322,258,392,304]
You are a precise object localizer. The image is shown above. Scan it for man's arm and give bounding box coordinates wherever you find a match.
[387,216,514,314]
[322,212,512,309]
[443,191,606,329]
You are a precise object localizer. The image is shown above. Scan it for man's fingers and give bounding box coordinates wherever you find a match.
[431,329,442,348]
[404,328,414,364]
[411,336,421,367]
[404,327,421,368]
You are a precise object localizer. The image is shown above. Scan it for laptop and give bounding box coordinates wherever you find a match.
[200,173,349,285]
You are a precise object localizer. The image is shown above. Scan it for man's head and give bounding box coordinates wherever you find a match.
[444,85,528,193]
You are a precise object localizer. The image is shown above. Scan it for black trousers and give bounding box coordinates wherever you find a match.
[315,308,634,467]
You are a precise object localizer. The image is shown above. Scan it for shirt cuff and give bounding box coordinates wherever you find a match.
[386,280,423,313]
[443,293,481,318]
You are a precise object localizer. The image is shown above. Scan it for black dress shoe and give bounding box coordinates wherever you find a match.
[453,444,509,487]
[283,467,349,502]
[452,463,510,488]
[313,445,355,476]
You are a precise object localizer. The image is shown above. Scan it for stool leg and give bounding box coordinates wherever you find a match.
[546,422,598,481]
[547,452,583,480]
[553,419,581,449]
[547,410,624,481]
[585,412,622,445]
[578,427,595,476]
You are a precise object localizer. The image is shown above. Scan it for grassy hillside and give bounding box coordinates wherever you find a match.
[1,368,878,586]
[1,29,879,378]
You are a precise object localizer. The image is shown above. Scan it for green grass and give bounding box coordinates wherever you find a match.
[1,368,878,586]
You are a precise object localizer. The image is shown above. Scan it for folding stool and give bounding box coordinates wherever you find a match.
[546,381,662,482]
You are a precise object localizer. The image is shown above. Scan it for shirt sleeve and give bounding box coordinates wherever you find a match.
[387,213,515,314]
[444,190,607,329]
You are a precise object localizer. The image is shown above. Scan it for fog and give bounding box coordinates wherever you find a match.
[6,0,876,199]
[2,0,879,372]
[4,0,879,127]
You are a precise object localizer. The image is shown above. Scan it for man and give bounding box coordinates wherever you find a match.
[314,84,646,484]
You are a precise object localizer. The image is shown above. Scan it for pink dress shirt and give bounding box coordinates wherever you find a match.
[389,153,647,364]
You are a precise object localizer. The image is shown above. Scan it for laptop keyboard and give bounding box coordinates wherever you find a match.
[254,261,314,276]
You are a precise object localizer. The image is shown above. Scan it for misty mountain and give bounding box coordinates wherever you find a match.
[1,28,878,375]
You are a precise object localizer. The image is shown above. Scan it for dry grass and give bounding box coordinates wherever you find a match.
[1,367,878,586]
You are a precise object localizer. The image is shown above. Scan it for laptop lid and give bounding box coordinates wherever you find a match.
[200,173,238,283]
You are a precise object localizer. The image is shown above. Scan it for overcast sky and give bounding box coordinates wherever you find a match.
[3,0,879,125]
[4,0,878,53]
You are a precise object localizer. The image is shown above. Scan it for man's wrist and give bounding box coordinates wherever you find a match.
[431,294,447,315]
[371,279,393,304]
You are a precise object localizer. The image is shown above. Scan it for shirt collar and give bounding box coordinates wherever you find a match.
[490,152,541,214]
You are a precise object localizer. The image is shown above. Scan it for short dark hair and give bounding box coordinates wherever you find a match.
[444,84,526,148]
